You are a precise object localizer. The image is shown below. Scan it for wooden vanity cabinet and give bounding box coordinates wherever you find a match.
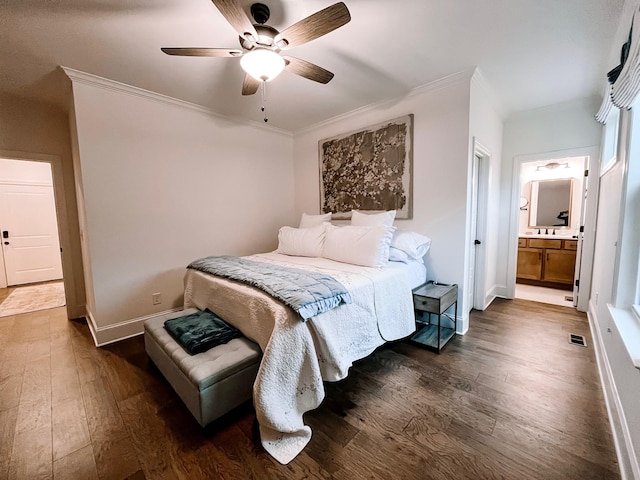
[516,238,577,289]
[516,248,543,280]
[544,249,576,284]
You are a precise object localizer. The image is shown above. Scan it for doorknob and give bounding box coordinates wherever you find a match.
[3,242,8,245]
[2,231,8,239]
[474,239,481,245]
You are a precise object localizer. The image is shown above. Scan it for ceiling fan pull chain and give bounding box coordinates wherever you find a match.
[261,81,269,123]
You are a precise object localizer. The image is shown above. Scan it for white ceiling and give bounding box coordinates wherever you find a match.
[0,0,624,132]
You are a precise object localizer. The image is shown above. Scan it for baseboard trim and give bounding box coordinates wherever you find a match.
[86,307,184,347]
[481,284,499,310]
[587,302,639,480]
[66,304,86,320]
[493,284,508,299]
[457,317,469,335]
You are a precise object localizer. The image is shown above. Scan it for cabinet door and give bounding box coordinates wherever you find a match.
[517,248,543,280]
[543,249,576,284]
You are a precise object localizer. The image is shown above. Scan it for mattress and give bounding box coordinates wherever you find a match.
[389,258,427,289]
[182,251,417,464]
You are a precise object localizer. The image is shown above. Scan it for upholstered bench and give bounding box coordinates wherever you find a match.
[144,308,261,427]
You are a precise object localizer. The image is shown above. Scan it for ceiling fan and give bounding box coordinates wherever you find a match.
[161,0,351,96]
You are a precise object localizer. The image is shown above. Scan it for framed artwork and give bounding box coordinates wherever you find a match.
[319,114,413,219]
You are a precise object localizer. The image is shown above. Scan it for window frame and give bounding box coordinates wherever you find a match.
[601,107,621,176]
[609,104,640,369]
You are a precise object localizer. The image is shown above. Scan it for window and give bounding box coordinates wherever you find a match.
[601,107,620,175]
[609,101,640,369]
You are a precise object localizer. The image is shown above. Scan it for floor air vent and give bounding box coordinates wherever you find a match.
[569,334,587,347]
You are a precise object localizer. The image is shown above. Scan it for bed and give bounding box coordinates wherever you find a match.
[183,216,430,464]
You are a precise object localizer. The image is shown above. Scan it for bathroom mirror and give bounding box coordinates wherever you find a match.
[529,178,573,228]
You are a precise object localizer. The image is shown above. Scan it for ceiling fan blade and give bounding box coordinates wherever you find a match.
[211,0,259,42]
[274,2,351,49]
[161,47,243,57]
[242,74,260,95]
[283,56,334,84]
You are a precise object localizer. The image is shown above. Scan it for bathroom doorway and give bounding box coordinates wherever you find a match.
[506,147,600,312]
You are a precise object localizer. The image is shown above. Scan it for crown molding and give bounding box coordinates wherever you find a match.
[294,68,476,136]
[60,66,292,138]
[470,67,508,119]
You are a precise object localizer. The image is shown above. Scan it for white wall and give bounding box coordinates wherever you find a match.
[469,70,504,310]
[294,72,473,332]
[496,96,603,294]
[0,94,86,318]
[68,75,296,344]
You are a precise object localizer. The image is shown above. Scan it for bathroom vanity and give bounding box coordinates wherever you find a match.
[516,236,577,290]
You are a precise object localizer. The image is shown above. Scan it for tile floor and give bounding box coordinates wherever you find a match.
[515,283,574,308]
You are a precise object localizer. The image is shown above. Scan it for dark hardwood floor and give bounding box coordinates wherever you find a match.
[0,298,620,479]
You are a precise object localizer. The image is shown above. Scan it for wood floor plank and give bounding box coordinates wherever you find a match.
[213,423,292,480]
[490,416,620,475]
[52,396,92,461]
[117,391,196,479]
[0,373,23,412]
[81,375,129,443]
[332,429,451,480]
[92,435,142,480]
[2,297,621,479]
[101,339,166,403]
[389,376,497,435]
[81,375,147,479]
[53,445,99,480]
[442,417,565,480]
[70,324,109,384]
[0,406,19,479]
[8,424,52,480]
[403,415,546,480]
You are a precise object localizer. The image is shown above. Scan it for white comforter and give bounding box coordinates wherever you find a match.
[183,252,415,464]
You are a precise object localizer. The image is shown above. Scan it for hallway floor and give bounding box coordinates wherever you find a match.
[515,283,574,308]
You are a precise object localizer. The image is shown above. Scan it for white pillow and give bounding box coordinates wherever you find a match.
[391,229,432,260]
[350,210,396,227]
[323,224,395,268]
[299,212,332,228]
[389,246,411,263]
[277,224,326,257]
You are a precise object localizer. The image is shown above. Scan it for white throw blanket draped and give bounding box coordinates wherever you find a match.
[183,252,415,464]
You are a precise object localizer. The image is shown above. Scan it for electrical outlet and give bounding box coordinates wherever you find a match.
[152,293,161,305]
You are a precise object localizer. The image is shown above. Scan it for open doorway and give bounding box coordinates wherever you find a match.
[506,147,600,312]
[510,153,591,309]
[0,158,66,317]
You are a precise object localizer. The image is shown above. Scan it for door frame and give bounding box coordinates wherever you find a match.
[0,167,64,286]
[506,146,600,312]
[0,150,75,311]
[469,138,491,310]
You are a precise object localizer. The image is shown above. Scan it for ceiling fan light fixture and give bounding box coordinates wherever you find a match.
[240,48,285,82]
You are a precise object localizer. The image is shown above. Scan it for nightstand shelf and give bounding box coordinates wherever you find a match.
[409,281,458,353]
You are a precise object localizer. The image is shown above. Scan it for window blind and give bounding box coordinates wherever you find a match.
[611,4,640,108]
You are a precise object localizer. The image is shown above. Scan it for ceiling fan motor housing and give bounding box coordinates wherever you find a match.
[240,24,279,50]
[162,0,351,97]
[251,3,270,24]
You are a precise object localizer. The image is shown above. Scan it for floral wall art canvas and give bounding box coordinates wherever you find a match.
[319,114,413,219]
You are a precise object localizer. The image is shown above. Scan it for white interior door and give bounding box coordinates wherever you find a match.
[572,157,589,307]
[468,155,480,312]
[0,184,63,286]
